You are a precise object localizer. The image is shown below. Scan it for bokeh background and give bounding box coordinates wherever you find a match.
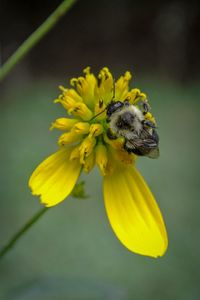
[0,0,200,299]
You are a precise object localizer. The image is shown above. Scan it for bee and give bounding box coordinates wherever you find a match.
[106,99,159,159]
[92,83,159,159]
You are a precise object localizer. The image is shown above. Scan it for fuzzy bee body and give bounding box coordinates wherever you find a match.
[106,101,159,159]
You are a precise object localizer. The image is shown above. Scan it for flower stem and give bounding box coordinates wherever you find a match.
[0,0,77,82]
[0,207,48,260]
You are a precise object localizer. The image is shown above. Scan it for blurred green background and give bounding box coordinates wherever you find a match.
[0,1,200,299]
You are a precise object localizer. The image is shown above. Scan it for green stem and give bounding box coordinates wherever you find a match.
[0,0,77,82]
[0,207,48,260]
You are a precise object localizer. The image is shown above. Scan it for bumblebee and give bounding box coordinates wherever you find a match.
[106,100,159,159]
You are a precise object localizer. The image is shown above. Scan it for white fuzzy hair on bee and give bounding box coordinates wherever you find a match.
[109,105,144,137]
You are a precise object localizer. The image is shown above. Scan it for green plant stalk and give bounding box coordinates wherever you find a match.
[0,0,77,82]
[0,207,48,260]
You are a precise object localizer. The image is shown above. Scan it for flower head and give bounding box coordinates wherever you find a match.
[29,67,168,258]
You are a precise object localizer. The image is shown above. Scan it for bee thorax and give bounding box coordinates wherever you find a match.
[109,106,144,136]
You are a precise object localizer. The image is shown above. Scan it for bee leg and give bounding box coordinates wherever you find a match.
[106,128,117,140]
[142,119,156,128]
[142,101,151,114]
[152,129,159,143]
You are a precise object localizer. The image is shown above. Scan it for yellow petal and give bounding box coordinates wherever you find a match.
[29,147,81,207]
[103,166,168,257]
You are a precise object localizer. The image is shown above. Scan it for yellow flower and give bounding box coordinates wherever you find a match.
[29,67,168,258]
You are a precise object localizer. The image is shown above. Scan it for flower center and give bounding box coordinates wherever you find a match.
[52,67,158,175]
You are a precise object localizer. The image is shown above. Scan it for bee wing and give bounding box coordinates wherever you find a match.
[142,138,158,149]
[129,137,157,149]
[139,138,159,158]
[127,137,159,158]
[147,147,160,159]
[137,137,159,158]
[140,128,159,143]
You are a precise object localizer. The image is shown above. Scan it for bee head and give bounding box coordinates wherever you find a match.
[116,112,135,129]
